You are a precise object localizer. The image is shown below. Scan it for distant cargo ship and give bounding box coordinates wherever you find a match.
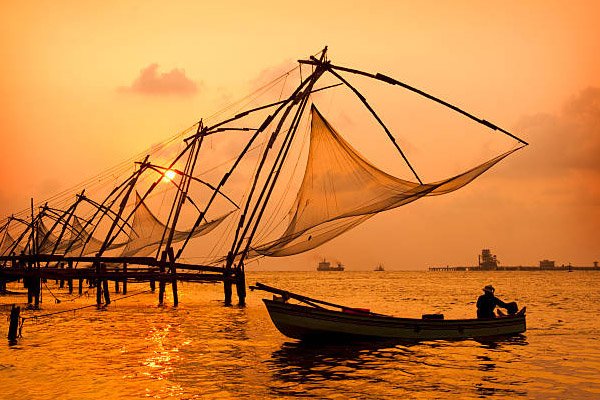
[317,259,344,271]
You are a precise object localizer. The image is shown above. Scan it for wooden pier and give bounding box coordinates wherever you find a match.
[0,253,243,307]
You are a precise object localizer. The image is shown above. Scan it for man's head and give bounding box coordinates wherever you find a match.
[483,285,495,294]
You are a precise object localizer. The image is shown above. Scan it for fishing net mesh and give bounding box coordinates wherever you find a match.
[119,193,230,257]
[253,105,517,257]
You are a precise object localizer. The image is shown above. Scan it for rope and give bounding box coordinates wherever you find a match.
[21,289,153,322]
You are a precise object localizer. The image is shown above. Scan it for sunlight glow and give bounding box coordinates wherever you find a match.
[162,169,177,183]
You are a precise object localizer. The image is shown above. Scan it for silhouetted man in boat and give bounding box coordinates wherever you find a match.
[476,285,515,319]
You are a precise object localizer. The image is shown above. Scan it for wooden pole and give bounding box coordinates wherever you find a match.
[95,261,102,307]
[34,274,40,309]
[326,67,423,184]
[101,263,110,305]
[158,250,166,305]
[67,260,73,294]
[122,263,127,294]
[167,247,178,307]
[235,269,246,306]
[78,278,83,295]
[59,263,65,288]
[114,266,120,293]
[102,279,110,305]
[8,304,20,342]
[224,253,233,306]
[175,67,324,261]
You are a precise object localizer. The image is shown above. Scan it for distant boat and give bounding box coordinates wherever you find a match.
[317,259,344,271]
[374,264,385,271]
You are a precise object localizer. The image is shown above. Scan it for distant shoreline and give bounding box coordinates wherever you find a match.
[428,266,600,272]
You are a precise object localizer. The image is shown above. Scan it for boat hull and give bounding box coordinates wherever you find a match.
[263,299,526,341]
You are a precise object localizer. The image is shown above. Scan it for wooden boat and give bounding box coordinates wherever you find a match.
[253,283,526,341]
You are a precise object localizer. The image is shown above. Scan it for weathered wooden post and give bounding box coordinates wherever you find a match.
[59,262,65,288]
[224,269,233,306]
[122,263,127,295]
[33,272,40,309]
[67,260,73,294]
[25,267,33,306]
[8,304,20,342]
[95,261,102,307]
[167,247,178,307]
[158,250,167,305]
[102,264,110,305]
[114,266,120,294]
[224,252,233,306]
[235,268,246,306]
[78,278,83,295]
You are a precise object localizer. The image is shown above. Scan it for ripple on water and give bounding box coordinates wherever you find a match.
[1,271,600,399]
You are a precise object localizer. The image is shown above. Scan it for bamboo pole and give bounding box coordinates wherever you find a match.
[326,67,422,184]
[175,65,325,261]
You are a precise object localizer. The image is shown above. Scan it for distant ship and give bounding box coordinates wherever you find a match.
[317,259,344,271]
[374,264,385,271]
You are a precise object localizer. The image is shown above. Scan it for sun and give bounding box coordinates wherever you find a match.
[162,169,177,183]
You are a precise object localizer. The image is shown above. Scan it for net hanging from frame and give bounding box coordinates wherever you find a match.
[252,105,518,257]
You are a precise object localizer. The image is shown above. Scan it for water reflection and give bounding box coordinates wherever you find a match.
[474,334,529,349]
[267,336,532,398]
[267,339,415,398]
[473,335,530,398]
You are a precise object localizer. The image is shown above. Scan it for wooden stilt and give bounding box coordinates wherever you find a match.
[102,278,110,305]
[122,263,127,294]
[26,275,33,306]
[34,276,40,308]
[114,267,120,293]
[67,261,73,294]
[78,278,83,295]
[101,263,110,305]
[172,276,178,306]
[158,250,166,305]
[95,261,102,307]
[59,263,65,288]
[167,247,178,307]
[150,279,155,292]
[236,268,246,306]
[8,304,20,342]
[224,269,232,306]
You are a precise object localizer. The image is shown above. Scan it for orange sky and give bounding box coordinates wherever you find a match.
[0,1,598,269]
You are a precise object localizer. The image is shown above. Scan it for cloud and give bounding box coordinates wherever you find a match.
[507,87,600,178]
[249,59,296,91]
[119,64,199,96]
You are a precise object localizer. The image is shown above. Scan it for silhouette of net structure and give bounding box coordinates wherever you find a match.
[119,193,231,257]
[252,106,518,257]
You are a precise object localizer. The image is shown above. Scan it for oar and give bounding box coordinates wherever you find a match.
[250,282,385,315]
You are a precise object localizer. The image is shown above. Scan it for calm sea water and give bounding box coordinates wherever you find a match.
[1,271,599,399]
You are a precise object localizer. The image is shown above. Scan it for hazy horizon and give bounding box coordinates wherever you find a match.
[1,1,598,270]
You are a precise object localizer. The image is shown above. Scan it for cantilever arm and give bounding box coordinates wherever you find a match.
[299,59,529,146]
[326,66,424,184]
